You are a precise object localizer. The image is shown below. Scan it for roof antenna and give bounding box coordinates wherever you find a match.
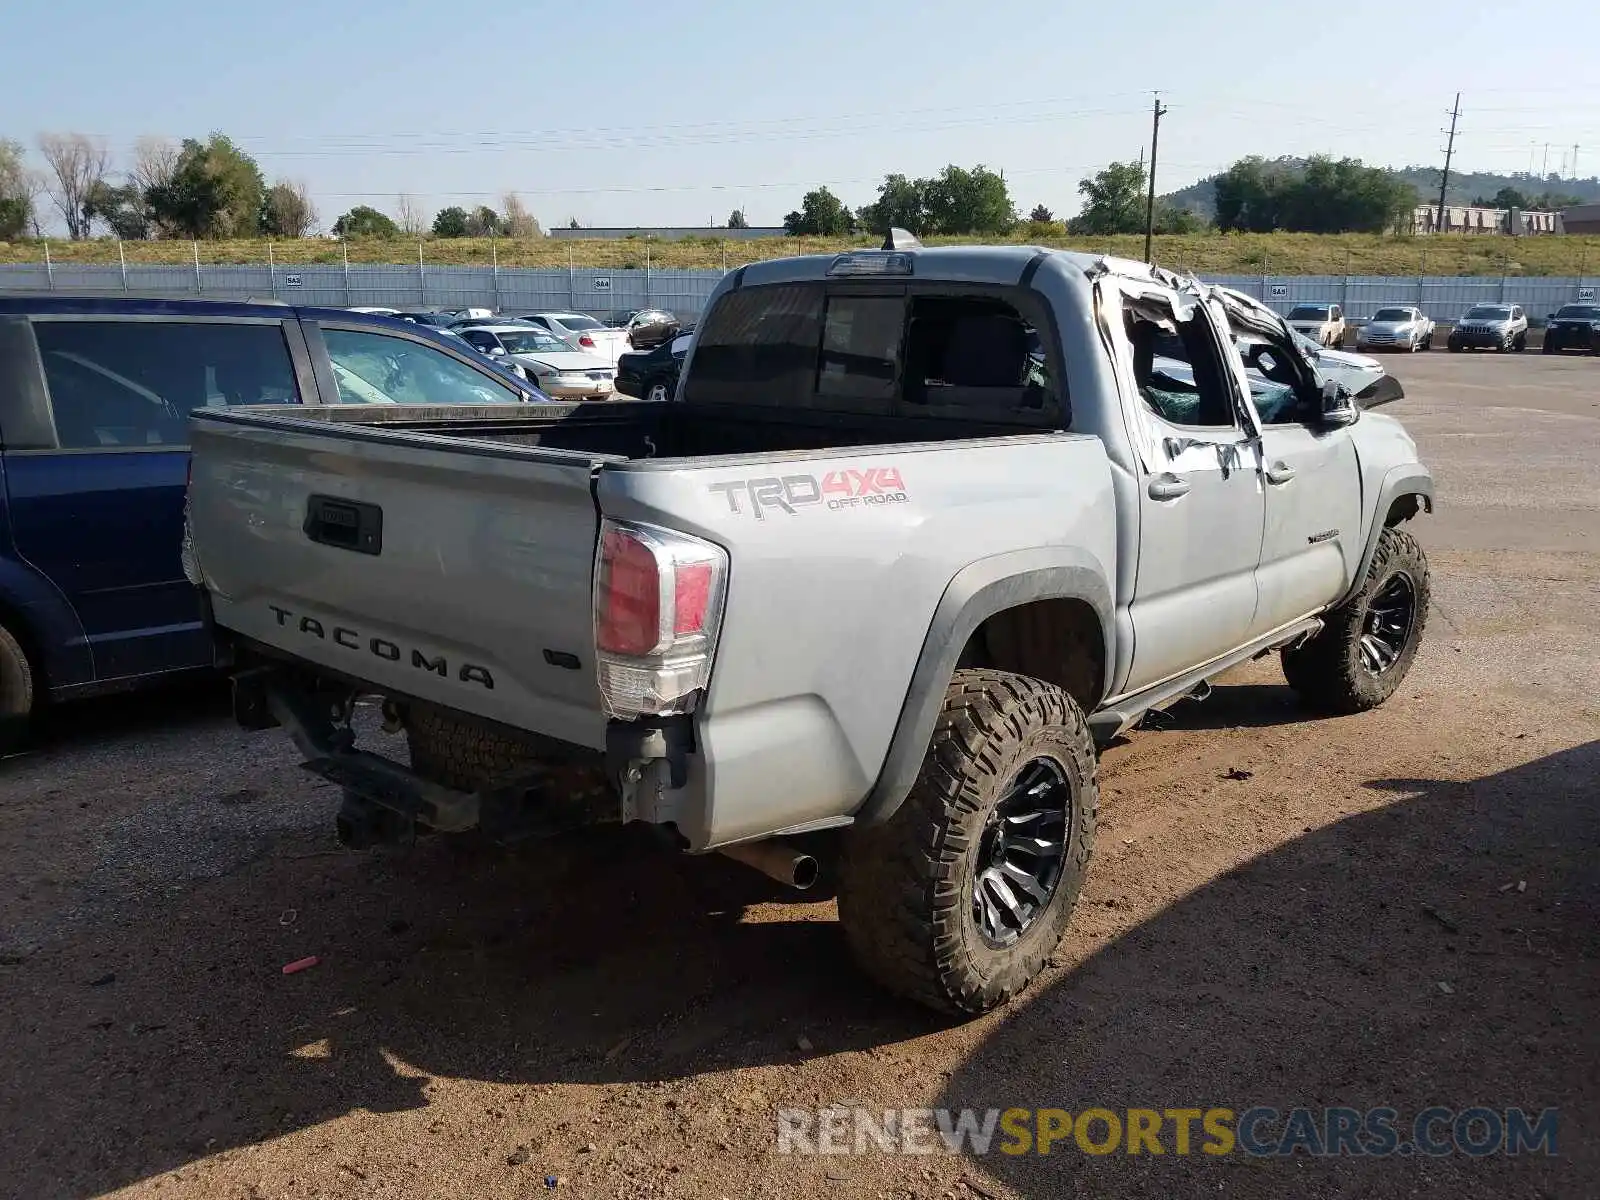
[882,227,922,251]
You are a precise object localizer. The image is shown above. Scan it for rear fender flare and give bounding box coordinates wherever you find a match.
[854,549,1113,826]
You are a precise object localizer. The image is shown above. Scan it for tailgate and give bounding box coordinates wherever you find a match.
[188,409,613,749]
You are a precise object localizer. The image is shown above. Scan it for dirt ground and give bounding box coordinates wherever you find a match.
[1,352,1596,1200]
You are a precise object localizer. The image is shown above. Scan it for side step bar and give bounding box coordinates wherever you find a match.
[1087,617,1323,743]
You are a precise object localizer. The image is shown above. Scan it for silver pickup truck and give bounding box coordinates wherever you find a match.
[186,241,1434,1015]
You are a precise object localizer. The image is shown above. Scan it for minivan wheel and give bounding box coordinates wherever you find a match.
[837,669,1097,1015]
[0,623,37,755]
[1282,527,1430,715]
[645,379,672,404]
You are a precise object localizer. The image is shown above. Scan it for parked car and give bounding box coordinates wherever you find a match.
[1355,306,1435,352]
[514,311,631,365]
[431,326,534,384]
[624,308,681,351]
[456,323,616,398]
[186,243,1432,1016]
[347,306,400,316]
[1447,304,1528,352]
[1286,303,1347,348]
[0,296,550,750]
[392,310,461,329]
[615,328,694,401]
[1282,330,1404,407]
[1541,303,1600,355]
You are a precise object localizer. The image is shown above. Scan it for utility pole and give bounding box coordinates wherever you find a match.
[1435,93,1461,235]
[1573,145,1581,178]
[1143,92,1168,265]
[1542,143,1550,178]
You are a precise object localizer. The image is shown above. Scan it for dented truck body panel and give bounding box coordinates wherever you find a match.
[188,247,1432,850]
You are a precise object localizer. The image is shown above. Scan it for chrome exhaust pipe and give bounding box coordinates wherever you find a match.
[717,839,820,891]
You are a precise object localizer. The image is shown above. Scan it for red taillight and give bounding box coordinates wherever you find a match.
[673,562,712,634]
[579,333,596,348]
[593,520,728,718]
[596,527,662,656]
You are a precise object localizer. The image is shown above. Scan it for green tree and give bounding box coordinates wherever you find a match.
[146,134,266,238]
[84,180,151,240]
[261,181,316,237]
[1473,185,1529,210]
[921,164,1015,235]
[433,206,469,237]
[783,187,854,236]
[0,139,34,239]
[1029,203,1054,223]
[465,205,502,236]
[332,205,398,238]
[726,208,749,229]
[857,173,928,235]
[1069,161,1147,235]
[1215,155,1413,234]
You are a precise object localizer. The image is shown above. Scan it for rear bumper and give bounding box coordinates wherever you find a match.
[543,382,616,399]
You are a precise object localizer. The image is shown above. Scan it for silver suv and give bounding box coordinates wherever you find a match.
[1447,303,1528,352]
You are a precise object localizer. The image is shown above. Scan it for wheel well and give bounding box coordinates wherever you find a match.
[1384,492,1430,526]
[0,596,45,688]
[958,598,1106,712]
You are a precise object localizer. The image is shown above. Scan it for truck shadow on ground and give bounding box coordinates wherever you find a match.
[939,739,1599,1199]
[4,736,1595,1197]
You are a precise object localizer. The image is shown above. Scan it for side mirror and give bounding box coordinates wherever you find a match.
[487,345,507,357]
[1320,379,1359,428]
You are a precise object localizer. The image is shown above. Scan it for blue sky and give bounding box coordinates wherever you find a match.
[3,0,1597,233]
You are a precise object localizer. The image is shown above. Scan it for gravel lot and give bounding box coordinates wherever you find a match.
[2,351,1596,1200]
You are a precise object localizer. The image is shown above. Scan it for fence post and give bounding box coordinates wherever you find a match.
[567,244,575,310]
[43,240,53,290]
[721,240,727,273]
[645,240,651,305]
[417,240,425,305]
[491,238,500,312]
[267,239,277,297]
[118,238,128,292]
[192,240,202,293]
[342,239,351,306]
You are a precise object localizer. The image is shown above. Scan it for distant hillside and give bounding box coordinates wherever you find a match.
[1162,159,1600,219]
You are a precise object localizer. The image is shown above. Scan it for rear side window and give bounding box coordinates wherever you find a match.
[33,320,298,450]
[322,327,522,405]
[683,284,824,408]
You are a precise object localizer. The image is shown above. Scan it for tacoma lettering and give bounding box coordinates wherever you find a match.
[266,605,494,689]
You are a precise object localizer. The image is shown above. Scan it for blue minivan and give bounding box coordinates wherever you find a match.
[0,296,550,748]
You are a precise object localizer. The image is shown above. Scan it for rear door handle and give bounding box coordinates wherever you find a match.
[1264,461,1297,485]
[1147,473,1191,501]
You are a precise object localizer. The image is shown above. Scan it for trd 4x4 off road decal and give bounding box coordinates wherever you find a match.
[709,467,909,519]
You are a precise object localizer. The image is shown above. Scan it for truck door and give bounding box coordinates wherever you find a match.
[1118,288,1265,694]
[4,316,304,681]
[1236,333,1362,638]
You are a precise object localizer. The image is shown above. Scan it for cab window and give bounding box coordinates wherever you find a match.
[1123,301,1235,429]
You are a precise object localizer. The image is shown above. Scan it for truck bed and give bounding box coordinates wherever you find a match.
[245,398,1053,463]
[188,399,1115,845]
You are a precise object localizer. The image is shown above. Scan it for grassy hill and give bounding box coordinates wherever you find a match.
[2,231,1599,277]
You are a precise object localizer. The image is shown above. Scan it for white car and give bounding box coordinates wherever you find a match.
[455,324,616,399]
[346,306,400,316]
[515,311,632,365]
[1286,303,1347,348]
[1356,305,1435,352]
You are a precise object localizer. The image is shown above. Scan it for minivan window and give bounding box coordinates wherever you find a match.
[322,328,522,405]
[33,320,298,450]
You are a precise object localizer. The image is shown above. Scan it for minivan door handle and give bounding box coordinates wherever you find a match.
[1264,460,1297,485]
[1147,473,1191,501]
